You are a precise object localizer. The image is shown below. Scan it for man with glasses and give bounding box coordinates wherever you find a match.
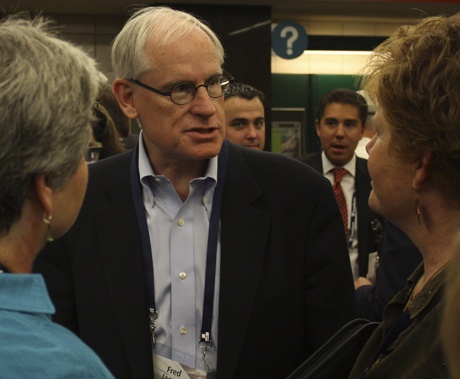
[34,6,357,379]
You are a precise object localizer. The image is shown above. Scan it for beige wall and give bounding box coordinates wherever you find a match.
[48,13,418,80]
[52,15,126,83]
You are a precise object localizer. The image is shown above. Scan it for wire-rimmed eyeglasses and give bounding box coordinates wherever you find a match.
[128,72,234,105]
[85,141,103,164]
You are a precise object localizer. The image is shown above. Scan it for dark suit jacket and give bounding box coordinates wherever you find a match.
[355,221,422,321]
[123,133,139,150]
[34,142,357,379]
[298,152,384,277]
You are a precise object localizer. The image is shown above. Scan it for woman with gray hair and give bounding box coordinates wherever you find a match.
[0,15,113,378]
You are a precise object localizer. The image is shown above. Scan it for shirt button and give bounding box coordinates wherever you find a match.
[180,326,188,335]
[178,218,185,227]
[179,272,187,280]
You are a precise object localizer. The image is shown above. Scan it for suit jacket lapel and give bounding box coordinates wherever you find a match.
[94,151,152,378]
[309,154,376,276]
[310,152,323,174]
[216,144,271,377]
[355,158,373,276]
[91,146,273,377]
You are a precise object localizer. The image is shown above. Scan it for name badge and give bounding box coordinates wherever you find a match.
[153,354,208,379]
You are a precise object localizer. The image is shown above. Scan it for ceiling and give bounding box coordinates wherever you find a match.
[2,0,460,18]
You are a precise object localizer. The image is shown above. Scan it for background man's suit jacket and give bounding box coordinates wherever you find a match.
[355,220,422,321]
[34,142,357,379]
[298,151,384,278]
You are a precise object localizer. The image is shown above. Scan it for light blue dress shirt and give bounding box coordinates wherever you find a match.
[138,136,220,373]
[0,274,114,378]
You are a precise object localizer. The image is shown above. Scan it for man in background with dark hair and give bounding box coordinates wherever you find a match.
[299,88,383,282]
[224,82,266,150]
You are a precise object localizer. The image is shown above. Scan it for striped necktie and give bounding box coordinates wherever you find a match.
[331,167,348,238]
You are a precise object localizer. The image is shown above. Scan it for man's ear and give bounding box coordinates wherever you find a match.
[412,151,432,190]
[113,79,139,119]
[34,174,53,215]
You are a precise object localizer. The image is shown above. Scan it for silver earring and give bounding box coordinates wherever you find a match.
[42,213,53,242]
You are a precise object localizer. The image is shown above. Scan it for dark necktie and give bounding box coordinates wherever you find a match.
[331,167,348,238]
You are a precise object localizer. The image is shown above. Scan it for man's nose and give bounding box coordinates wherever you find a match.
[190,86,217,117]
[336,123,346,137]
[246,125,258,138]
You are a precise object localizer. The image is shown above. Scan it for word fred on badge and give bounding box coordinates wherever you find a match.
[161,366,183,379]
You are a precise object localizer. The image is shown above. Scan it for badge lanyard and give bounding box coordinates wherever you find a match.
[130,140,229,372]
[347,191,357,250]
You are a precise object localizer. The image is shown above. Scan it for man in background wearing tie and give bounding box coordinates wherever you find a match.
[299,88,383,281]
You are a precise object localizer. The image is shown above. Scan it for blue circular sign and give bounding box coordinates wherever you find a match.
[272,21,308,59]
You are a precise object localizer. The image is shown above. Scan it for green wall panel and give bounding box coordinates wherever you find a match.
[272,74,310,108]
[272,74,362,154]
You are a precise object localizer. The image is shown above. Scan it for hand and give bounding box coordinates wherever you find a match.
[354,276,372,290]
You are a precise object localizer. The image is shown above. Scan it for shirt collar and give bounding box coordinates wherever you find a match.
[0,274,55,314]
[138,131,218,185]
[321,151,357,177]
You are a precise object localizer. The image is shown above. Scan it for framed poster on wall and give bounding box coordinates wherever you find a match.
[271,107,306,157]
[271,121,301,158]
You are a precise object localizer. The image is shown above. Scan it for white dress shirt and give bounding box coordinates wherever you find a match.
[138,133,220,372]
[355,137,371,159]
[322,152,360,280]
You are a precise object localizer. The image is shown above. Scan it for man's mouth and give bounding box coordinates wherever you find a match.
[188,127,218,134]
[331,144,347,152]
[186,127,220,140]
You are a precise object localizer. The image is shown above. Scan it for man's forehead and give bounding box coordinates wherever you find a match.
[323,103,360,118]
[325,102,359,112]
[226,96,264,109]
[323,116,359,123]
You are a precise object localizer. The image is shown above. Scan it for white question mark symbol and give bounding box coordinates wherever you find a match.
[281,26,299,56]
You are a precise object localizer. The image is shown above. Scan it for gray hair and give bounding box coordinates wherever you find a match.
[0,14,103,233]
[112,6,225,80]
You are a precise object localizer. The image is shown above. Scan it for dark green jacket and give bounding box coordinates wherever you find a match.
[350,262,449,379]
